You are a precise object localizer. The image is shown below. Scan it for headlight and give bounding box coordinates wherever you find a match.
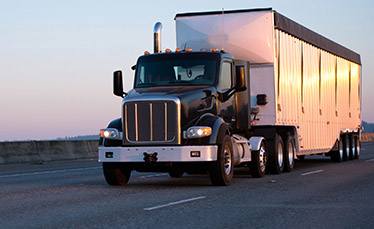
[184,126,212,139]
[99,128,122,140]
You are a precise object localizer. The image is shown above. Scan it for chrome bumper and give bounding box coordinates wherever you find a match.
[98,145,218,162]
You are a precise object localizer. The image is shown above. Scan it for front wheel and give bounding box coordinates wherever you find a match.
[103,163,132,186]
[250,140,267,178]
[209,135,234,186]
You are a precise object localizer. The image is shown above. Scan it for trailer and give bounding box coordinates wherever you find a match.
[98,8,361,186]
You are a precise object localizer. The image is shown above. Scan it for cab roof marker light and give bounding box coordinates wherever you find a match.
[175,48,181,52]
[186,48,192,52]
[144,51,150,55]
[165,48,171,53]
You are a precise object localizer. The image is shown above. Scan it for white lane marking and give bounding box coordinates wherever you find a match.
[0,166,101,178]
[139,173,168,179]
[365,159,374,162]
[144,196,206,211]
[301,169,324,176]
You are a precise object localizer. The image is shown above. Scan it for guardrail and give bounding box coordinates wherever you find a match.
[0,140,98,165]
[361,133,374,142]
[0,134,373,165]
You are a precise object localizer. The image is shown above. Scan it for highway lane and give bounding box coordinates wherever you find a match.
[0,142,373,228]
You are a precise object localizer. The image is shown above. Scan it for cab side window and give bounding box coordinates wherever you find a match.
[219,62,233,91]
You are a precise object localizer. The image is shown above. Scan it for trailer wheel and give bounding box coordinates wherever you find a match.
[102,163,131,186]
[249,140,267,178]
[354,136,360,159]
[209,135,234,186]
[348,134,355,160]
[342,135,349,161]
[267,134,284,174]
[284,136,295,172]
[331,138,343,162]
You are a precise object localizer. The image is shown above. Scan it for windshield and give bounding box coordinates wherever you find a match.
[134,53,219,88]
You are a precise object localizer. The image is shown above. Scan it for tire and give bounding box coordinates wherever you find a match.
[209,135,234,186]
[250,140,267,178]
[342,135,349,161]
[267,134,284,174]
[284,135,295,172]
[331,138,343,162]
[348,134,355,160]
[103,162,131,186]
[169,168,184,178]
[354,136,360,159]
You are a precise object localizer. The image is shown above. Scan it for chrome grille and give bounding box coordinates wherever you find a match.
[123,99,180,144]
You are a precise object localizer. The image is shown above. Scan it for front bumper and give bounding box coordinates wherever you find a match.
[98,145,218,162]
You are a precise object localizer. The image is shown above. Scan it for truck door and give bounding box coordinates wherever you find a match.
[217,60,236,125]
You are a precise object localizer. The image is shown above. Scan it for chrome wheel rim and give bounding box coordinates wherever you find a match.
[338,140,343,159]
[259,144,267,172]
[277,142,283,167]
[288,141,294,166]
[223,145,232,175]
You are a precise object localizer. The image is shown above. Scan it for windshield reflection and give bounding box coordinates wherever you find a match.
[134,53,219,88]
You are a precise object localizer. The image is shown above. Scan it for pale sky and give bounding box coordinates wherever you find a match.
[1,0,373,141]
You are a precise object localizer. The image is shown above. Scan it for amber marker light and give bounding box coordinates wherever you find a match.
[165,48,171,53]
[186,48,192,52]
[175,48,181,52]
[144,51,150,55]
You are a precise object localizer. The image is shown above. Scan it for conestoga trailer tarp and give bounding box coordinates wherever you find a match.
[175,8,361,154]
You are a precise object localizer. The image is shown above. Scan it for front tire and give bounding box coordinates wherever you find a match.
[103,163,131,186]
[209,135,234,186]
[250,140,267,178]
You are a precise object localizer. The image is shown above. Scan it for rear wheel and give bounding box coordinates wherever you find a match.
[250,140,267,178]
[331,138,343,162]
[209,135,234,186]
[284,136,295,172]
[354,136,360,159]
[348,134,355,160]
[103,163,131,186]
[342,135,349,161]
[267,134,284,174]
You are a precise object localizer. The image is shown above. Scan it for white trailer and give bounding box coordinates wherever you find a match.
[175,8,361,164]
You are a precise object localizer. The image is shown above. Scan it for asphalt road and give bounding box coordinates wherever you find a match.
[1,143,373,228]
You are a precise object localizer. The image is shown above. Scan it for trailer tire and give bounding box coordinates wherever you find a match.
[331,138,343,162]
[342,135,349,161]
[103,163,131,186]
[348,134,355,160]
[267,134,284,174]
[284,136,295,172]
[249,140,267,178]
[354,136,360,159]
[209,135,234,186]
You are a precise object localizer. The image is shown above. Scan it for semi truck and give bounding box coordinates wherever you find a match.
[98,8,362,186]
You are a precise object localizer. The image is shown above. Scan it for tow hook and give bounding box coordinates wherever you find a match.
[143,152,158,163]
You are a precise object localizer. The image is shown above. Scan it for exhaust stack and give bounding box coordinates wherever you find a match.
[153,22,162,53]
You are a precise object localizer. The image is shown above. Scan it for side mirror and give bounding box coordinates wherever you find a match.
[113,70,124,97]
[235,65,246,92]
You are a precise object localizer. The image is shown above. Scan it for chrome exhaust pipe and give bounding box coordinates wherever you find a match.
[153,22,162,53]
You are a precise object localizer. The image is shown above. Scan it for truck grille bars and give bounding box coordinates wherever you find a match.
[123,99,181,145]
